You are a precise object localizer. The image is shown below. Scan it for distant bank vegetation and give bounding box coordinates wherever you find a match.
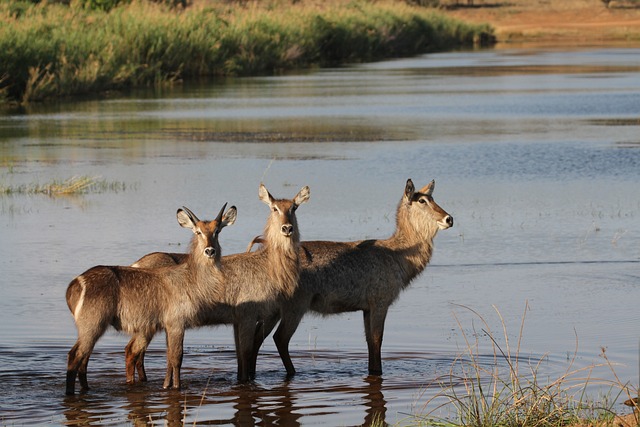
[0,0,494,105]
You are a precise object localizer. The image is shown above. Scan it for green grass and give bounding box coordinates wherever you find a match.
[0,175,127,196]
[0,0,494,105]
[411,303,639,427]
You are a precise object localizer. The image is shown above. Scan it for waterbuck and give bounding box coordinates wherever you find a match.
[128,183,310,382]
[253,179,453,376]
[129,179,451,378]
[65,203,236,395]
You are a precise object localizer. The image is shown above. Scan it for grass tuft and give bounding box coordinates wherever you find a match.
[413,303,639,427]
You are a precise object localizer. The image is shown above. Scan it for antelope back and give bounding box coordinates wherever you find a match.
[131,252,185,269]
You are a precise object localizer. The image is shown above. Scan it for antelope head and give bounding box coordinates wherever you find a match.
[404,179,453,231]
[259,183,310,241]
[177,203,237,259]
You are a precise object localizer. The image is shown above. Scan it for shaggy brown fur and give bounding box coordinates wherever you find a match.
[130,179,451,379]
[256,179,453,376]
[127,183,310,382]
[65,204,236,395]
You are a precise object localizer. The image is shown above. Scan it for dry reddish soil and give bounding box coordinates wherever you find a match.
[441,0,640,45]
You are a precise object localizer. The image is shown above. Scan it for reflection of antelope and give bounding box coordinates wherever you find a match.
[65,204,236,395]
[253,179,452,376]
[130,183,310,382]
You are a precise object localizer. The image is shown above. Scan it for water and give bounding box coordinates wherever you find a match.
[1,47,639,425]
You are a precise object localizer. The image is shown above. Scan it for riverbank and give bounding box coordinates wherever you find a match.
[441,0,640,46]
[0,0,493,106]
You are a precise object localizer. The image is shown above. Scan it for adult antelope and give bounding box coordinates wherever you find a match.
[131,179,451,378]
[253,179,453,376]
[129,183,310,382]
[65,204,236,395]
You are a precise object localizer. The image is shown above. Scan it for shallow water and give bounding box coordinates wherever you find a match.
[1,47,639,425]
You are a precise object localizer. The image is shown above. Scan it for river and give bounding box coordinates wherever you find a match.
[1,47,639,425]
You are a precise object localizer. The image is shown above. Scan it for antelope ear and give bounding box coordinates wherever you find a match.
[294,186,310,207]
[259,183,274,206]
[221,206,237,228]
[420,180,435,197]
[404,179,415,202]
[177,207,198,231]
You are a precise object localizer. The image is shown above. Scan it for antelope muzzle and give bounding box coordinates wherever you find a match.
[281,224,294,237]
[439,215,454,230]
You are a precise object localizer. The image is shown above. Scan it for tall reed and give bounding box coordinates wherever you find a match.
[414,303,639,427]
[0,0,494,105]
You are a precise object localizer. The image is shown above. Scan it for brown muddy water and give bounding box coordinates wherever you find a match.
[1,47,639,426]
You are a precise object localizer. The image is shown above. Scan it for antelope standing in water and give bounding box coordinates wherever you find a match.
[65,204,236,395]
[129,183,310,382]
[252,179,453,376]
[131,179,451,378]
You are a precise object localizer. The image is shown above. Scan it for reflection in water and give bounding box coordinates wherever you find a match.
[362,376,388,427]
[62,386,200,426]
[123,388,188,427]
[227,382,302,426]
[59,371,391,426]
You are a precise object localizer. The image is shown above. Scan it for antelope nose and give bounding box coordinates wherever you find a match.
[281,224,293,236]
[204,247,216,258]
[445,215,454,227]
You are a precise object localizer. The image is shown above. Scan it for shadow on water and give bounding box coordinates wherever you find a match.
[59,369,428,426]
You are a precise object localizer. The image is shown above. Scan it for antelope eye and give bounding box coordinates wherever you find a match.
[272,207,278,212]
[196,230,202,235]
[419,198,427,204]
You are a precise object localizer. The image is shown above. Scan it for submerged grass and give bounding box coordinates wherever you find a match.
[0,175,127,196]
[413,303,639,427]
[0,0,494,105]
